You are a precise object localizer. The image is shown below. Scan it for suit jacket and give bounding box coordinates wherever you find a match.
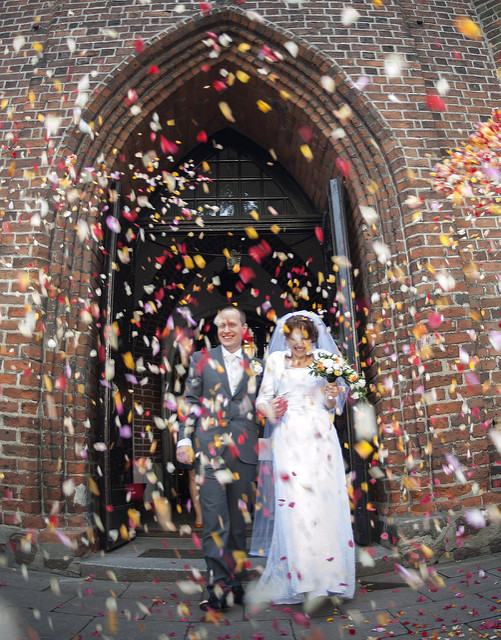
[181,345,262,465]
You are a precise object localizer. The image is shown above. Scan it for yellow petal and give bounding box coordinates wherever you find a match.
[354,440,374,459]
[122,351,135,370]
[454,16,482,39]
[257,100,272,113]
[245,226,259,239]
[236,70,250,83]
[194,254,206,269]
[88,477,100,496]
[300,144,313,161]
[219,101,235,122]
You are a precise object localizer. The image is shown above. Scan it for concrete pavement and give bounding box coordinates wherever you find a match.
[0,551,501,639]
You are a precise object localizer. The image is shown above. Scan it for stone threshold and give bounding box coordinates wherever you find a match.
[78,534,398,582]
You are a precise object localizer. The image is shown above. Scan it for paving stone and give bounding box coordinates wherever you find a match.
[17,608,95,640]
[387,596,499,631]
[52,576,131,597]
[472,587,501,605]
[0,568,52,591]
[466,616,501,635]
[436,554,501,578]
[0,586,75,612]
[486,567,501,581]
[121,580,202,600]
[350,586,431,612]
[416,573,501,602]
[245,600,309,621]
[188,618,295,640]
[56,595,156,620]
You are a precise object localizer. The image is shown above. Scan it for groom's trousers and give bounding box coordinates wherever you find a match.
[198,451,256,589]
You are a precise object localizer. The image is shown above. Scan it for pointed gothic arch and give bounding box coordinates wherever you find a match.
[40,7,420,549]
[51,6,415,399]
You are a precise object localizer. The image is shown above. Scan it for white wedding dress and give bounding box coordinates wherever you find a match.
[251,350,355,604]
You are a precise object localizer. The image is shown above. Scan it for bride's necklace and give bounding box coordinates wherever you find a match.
[287,354,313,368]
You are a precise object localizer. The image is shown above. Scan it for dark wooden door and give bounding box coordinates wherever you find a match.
[97,184,136,550]
[327,178,371,546]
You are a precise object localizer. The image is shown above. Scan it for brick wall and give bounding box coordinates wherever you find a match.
[1,0,500,565]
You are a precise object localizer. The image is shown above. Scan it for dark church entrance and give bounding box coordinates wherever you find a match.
[97,129,370,551]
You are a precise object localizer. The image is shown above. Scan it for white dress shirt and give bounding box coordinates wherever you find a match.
[221,345,243,395]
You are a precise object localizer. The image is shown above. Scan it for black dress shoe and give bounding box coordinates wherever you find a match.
[231,584,245,605]
[199,591,228,612]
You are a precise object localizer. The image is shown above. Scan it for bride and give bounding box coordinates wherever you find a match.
[250,311,355,605]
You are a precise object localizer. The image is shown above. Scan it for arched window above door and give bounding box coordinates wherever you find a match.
[144,129,321,232]
[183,129,318,221]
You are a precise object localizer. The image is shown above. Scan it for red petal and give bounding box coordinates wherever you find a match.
[335,157,351,178]
[315,226,324,243]
[213,80,227,92]
[426,93,447,112]
[298,126,313,142]
[160,136,178,155]
[239,266,255,284]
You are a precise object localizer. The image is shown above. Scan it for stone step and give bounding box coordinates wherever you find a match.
[78,535,398,582]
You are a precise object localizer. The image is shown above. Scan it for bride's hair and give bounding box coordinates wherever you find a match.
[284,315,319,343]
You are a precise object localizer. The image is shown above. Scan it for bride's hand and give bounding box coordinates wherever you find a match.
[257,397,287,424]
[323,383,339,409]
[271,396,287,419]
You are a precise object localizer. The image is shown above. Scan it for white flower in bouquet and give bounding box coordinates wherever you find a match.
[308,351,368,400]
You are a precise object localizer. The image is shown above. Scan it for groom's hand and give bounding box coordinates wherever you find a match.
[176,445,195,464]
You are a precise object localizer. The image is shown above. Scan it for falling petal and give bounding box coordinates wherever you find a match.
[436,78,450,95]
[435,270,455,292]
[426,93,447,112]
[384,54,406,78]
[284,41,299,57]
[360,206,378,225]
[454,16,482,39]
[300,144,313,161]
[257,100,272,113]
[105,216,121,233]
[464,508,486,528]
[219,101,235,122]
[320,76,336,92]
[341,6,360,25]
[428,312,443,329]
[372,240,391,264]
[350,75,370,91]
[488,330,501,352]
[13,35,26,52]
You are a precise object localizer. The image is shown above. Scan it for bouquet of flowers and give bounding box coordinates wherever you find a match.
[308,351,367,400]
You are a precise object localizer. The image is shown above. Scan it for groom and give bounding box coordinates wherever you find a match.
[176,306,261,612]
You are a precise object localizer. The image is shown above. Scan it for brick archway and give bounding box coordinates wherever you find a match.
[38,8,419,548]
[56,4,413,375]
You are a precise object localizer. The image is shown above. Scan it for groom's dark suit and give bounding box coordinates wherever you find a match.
[181,344,261,592]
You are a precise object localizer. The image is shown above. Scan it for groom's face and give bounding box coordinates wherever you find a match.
[216,308,247,353]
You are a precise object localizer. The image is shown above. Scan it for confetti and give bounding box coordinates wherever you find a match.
[218,101,235,122]
[341,6,360,25]
[426,92,447,112]
[454,16,482,39]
